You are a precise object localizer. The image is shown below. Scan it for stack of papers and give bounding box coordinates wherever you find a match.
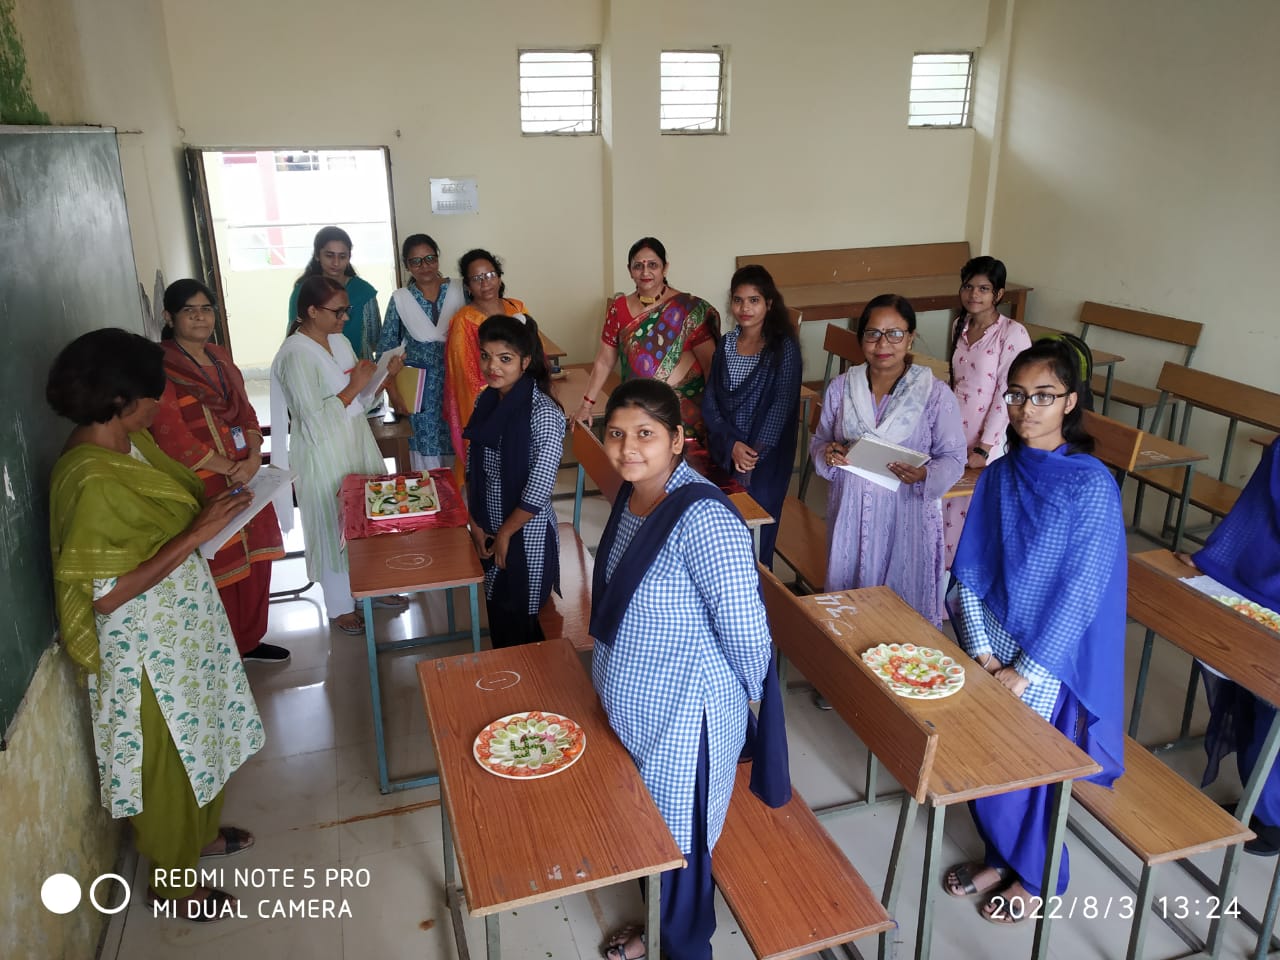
[837,436,929,492]
[200,465,296,558]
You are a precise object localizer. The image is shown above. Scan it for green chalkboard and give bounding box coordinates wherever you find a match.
[0,127,143,740]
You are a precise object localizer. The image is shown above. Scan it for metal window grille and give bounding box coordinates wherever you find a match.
[518,49,600,135]
[908,52,974,128]
[660,49,726,134]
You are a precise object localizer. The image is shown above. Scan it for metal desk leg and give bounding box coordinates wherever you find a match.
[1239,714,1280,960]
[878,795,919,960]
[1031,780,1072,960]
[1128,629,1157,739]
[914,804,946,960]
[486,914,501,960]
[1171,466,1194,552]
[447,586,456,637]
[443,805,471,960]
[362,595,393,794]
[469,584,482,652]
[752,525,762,558]
[1103,365,1116,414]
[646,870,663,960]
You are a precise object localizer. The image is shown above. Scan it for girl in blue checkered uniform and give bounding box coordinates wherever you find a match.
[944,339,1126,923]
[591,379,775,960]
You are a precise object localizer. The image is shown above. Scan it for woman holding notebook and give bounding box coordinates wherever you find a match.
[810,294,965,627]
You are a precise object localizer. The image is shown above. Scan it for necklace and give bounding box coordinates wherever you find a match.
[638,284,668,307]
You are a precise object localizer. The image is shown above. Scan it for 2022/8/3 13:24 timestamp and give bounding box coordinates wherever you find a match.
[1156,896,1241,920]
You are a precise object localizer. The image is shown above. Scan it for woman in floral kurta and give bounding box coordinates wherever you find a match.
[378,233,465,470]
[48,328,264,917]
[942,257,1031,568]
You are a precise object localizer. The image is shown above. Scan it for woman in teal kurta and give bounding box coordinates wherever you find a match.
[286,225,382,360]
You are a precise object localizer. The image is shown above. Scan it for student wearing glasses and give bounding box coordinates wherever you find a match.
[443,248,528,480]
[942,256,1031,568]
[944,338,1125,923]
[573,237,720,441]
[378,234,465,471]
[271,276,406,635]
[810,294,966,630]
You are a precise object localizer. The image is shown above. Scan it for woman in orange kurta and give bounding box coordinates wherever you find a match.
[443,248,528,482]
[150,279,288,663]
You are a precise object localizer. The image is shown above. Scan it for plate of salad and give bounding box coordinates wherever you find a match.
[861,643,966,700]
[365,474,440,520]
[473,711,586,780]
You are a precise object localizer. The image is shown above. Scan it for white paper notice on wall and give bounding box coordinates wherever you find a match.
[430,177,479,215]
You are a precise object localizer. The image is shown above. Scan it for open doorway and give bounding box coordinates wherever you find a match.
[186,147,399,376]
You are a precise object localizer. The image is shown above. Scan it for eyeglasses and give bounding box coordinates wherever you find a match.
[862,329,909,343]
[629,260,662,273]
[467,271,499,284]
[177,304,216,318]
[406,255,438,267]
[1004,391,1069,407]
[961,283,994,294]
[318,305,351,319]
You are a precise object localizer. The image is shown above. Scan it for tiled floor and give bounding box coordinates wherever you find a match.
[105,470,1275,960]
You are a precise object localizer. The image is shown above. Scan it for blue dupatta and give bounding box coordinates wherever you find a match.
[951,444,1127,786]
[1195,439,1280,609]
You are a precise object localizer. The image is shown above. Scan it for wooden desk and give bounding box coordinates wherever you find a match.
[793,587,1099,960]
[780,275,1032,324]
[369,415,413,473]
[1130,433,1208,550]
[943,467,981,500]
[549,365,621,423]
[1128,550,1280,960]
[419,640,683,959]
[539,330,566,363]
[348,510,485,794]
[1252,433,1277,448]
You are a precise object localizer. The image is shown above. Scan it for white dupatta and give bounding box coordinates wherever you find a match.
[268,332,359,531]
[391,278,465,344]
[840,361,933,446]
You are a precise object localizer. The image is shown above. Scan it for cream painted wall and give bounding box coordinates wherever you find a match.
[162,0,985,364]
[989,0,1280,479]
[161,0,607,360]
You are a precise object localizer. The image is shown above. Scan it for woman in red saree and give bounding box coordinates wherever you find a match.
[573,237,720,440]
[150,279,289,663]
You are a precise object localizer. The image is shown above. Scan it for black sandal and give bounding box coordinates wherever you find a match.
[200,825,255,858]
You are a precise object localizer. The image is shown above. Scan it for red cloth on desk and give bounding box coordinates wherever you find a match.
[340,468,469,540]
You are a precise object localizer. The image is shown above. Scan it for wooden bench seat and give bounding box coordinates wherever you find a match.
[714,764,893,960]
[774,496,827,593]
[1090,374,1161,414]
[1133,465,1242,519]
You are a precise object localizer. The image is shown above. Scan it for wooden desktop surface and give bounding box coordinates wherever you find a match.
[1130,550,1280,707]
[781,275,1032,324]
[418,640,684,915]
[347,524,484,597]
[794,587,1100,804]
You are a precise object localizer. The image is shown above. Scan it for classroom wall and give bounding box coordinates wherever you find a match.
[988,0,1280,477]
[160,0,986,363]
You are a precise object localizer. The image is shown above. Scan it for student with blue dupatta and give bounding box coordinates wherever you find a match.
[702,264,802,567]
[463,314,563,648]
[591,379,787,960]
[944,339,1126,923]
[1182,438,1280,854]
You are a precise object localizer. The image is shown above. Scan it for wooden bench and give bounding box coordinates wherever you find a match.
[537,421,621,652]
[1134,362,1280,543]
[1075,301,1203,429]
[750,567,939,959]
[1072,740,1252,960]
[737,241,1032,323]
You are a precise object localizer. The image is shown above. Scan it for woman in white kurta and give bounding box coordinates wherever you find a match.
[591,379,773,960]
[271,276,404,632]
[48,328,264,918]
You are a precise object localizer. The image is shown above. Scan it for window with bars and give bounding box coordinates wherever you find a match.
[518,49,600,135]
[908,52,974,128]
[660,49,727,134]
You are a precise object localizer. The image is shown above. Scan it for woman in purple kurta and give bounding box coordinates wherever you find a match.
[810,294,965,626]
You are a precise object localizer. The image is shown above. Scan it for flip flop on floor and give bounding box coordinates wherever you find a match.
[330,613,365,635]
[603,932,645,960]
[605,925,642,949]
[372,594,410,609]
[943,862,1008,899]
[200,826,255,859]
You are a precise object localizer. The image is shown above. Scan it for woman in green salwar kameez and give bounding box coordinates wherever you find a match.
[47,329,265,920]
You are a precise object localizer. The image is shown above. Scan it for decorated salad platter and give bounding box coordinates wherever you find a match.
[861,643,966,700]
[473,711,586,780]
[365,474,440,520]
[1214,596,1280,634]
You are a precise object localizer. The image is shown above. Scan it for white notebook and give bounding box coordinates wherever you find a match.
[199,465,296,558]
[837,436,928,492]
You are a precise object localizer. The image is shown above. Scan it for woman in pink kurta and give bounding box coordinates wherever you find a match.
[811,295,966,626]
[942,257,1031,568]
